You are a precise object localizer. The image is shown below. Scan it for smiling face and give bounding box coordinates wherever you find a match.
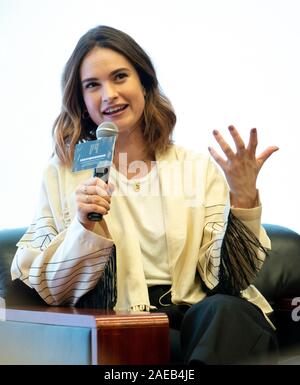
[80,47,146,135]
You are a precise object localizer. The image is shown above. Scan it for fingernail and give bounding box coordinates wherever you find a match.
[213,130,218,135]
[251,128,257,133]
[228,125,234,131]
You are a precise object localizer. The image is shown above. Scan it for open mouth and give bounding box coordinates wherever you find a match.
[102,104,128,115]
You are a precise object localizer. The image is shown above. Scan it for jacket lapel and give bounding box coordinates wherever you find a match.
[156,147,187,276]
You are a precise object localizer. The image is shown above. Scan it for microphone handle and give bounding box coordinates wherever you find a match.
[87,167,109,221]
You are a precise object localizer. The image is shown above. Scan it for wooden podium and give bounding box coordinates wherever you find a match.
[0,306,170,365]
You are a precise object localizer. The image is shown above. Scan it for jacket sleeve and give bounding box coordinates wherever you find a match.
[11,165,114,306]
[197,158,270,294]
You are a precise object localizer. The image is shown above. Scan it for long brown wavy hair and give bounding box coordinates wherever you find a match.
[52,25,176,167]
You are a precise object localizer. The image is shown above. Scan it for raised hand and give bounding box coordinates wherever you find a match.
[208,125,279,208]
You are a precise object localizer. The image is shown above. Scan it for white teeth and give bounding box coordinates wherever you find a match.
[104,105,125,114]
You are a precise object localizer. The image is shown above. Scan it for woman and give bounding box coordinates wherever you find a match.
[11,25,279,364]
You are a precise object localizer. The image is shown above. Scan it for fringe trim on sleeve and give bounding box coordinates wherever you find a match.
[75,245,117,309]
[210,211,267,297]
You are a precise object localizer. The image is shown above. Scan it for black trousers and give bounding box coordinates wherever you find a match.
[149,286,279,365]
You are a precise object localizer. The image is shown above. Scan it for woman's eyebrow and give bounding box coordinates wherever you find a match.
[110,67,130,76]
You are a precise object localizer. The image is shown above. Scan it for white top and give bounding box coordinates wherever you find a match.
[110,165,172,286]
[11,145,273,323]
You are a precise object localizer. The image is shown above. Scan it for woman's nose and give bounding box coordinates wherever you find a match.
[102,82,118,103]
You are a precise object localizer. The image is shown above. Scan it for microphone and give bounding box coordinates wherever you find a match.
[87,121,118,221]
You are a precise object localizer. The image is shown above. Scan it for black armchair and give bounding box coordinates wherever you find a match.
[0,227,47,307]
[1,223,300,363]
[253,224,300,360]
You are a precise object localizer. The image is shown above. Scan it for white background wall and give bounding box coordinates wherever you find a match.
[1,0,299,232]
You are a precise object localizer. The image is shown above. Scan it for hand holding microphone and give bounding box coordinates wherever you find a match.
[87,121,118,221]
[74,121,118,226]
[75,177,114,230]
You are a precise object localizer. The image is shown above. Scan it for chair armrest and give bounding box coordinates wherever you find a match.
[0,227,27,298]
[253,224,300,304]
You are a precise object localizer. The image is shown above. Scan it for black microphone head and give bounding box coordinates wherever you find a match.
[96,122,119,138]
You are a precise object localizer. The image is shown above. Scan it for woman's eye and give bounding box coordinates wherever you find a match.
[115,72,128,81]
[85,82,100,89]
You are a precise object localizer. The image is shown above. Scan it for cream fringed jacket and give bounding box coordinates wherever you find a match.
[11,145,273,316]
